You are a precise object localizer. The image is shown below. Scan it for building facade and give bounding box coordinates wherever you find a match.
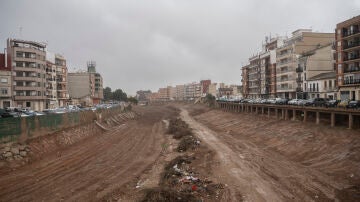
[7,39,47,111]
[336,15,360,100]
[68,62,103,106]
[306,72,337,99]
[0,53,12,108]
[296,44,335,99]
[276,29,334,99]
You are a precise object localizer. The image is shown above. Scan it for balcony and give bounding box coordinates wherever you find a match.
[343,79,360,85]
[14,86,43,91]
[296,77,303,82]
[344,41,360,50]
[295,67,303,73]
[296,87,302,92]
[344,66,360,73]
[13,76,42,82]
[344,55,360,62]
[343,30,360,37]
[14,67,42,73]
[14,95,46,100]
[323,87,337,92]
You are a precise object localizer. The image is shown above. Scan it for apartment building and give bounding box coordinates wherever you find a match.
[158,87,169,101]
[0,53,12,108]
[259,37,286,98]
[208,83,217,97]
[336,15,360,100]
[297,44,335,99]
[276,29,334,99]
[184,82,200,100]
[175,85,185,100]
[200,80,211,95]
[7,39,47,111]
[241,65,249,98]
[55,54,69,107]
[306,72,337,99]
[45,53,69,108]
[68,61,103,106]
[247,55,261,99]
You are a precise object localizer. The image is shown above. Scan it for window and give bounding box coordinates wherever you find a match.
[337,41,341,47]
[26,102,31,108]
[16,51,23,58]
[316,83,319,91]
[16,62,24,67]
[1,88,8,95]
[338,53,342,60]
[324,81,327,88]
[1,78,7,83]
[329,80,332,88]
[338,64,342,73]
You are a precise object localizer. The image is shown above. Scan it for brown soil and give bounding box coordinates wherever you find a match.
[0,106,177,201]
[1,103,358,202]
[182,104,360,202]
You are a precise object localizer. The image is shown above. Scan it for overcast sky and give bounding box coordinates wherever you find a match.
[0,0,359,95]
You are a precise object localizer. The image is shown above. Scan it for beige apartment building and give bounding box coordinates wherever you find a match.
[247,55,261,99]
[7,39,47,111]
[276,29,334,99]
[68,61,103,106]
[297,44,335,99]
[336,15,360,100]
[175,84,185,100]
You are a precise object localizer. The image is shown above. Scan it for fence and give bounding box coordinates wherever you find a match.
[0,105,126,144]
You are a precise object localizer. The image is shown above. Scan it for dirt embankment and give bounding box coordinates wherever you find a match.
[183,104,360,202]
[0,106,178,201]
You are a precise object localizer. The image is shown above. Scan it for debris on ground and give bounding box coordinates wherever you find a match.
[167,118,193,139]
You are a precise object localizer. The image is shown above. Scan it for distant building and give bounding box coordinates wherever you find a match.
[175,85,185,100]
[335,15,360,100]
[7,39,47,111]
[136,90,152,101]
[0,53,12,108]
[208,83,217,97]
[200,79,211,95]
[218,87,233,98]
[68,61,103,106]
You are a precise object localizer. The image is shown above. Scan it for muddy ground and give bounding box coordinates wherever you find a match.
[183,104,360,201]
[0,103,359,201]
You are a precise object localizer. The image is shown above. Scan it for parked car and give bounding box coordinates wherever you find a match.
[347,100,360,109]
[275,98,288,105]
[325,100,339,108]
[305,98,327,107]
[338,100,350,108]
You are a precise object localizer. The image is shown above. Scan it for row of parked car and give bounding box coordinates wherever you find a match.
[218,97,360,109]
[0,103,123,118]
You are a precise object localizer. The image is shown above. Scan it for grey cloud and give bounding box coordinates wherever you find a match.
[0,0,359,95]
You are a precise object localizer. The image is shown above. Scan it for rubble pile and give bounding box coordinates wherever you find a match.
[161,156,225,200]
[0,144,31,161]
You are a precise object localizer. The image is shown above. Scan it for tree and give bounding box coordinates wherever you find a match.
[103,87,112,101]
[205,93,216,107]
[112,89,128,101]
[128,96,138,105]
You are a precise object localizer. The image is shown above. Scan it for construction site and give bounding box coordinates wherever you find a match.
[0,103,359,201]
